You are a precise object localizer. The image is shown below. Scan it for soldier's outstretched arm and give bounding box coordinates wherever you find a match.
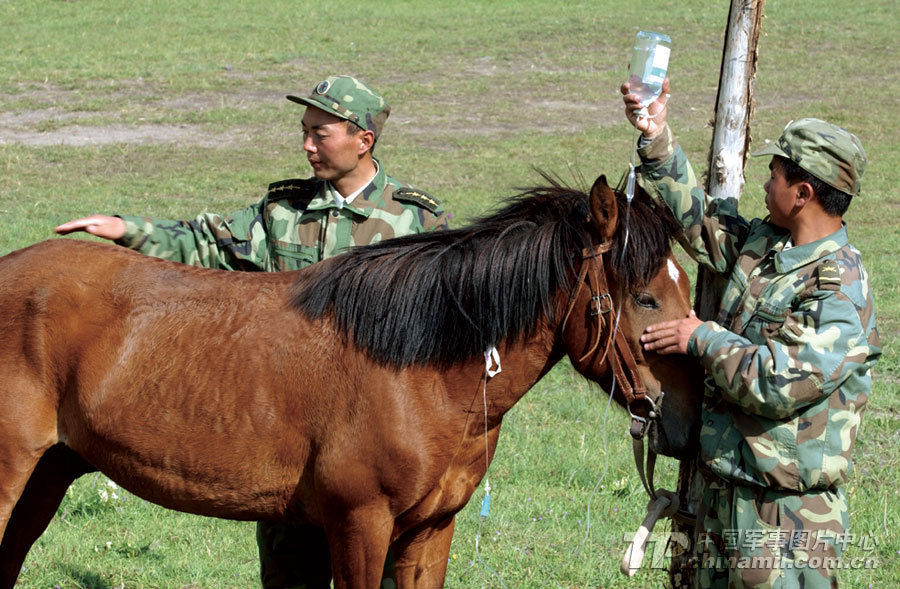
[54,215,126,240]
[55,199,269,271]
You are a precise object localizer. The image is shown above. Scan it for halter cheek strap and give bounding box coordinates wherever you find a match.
[560,244,614,367]
[560,243,651,429]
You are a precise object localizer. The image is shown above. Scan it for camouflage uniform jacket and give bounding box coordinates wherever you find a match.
[637,126,881,492]
[115,160,448,271]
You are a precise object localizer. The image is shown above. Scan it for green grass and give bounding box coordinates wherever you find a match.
[2,0,898,586]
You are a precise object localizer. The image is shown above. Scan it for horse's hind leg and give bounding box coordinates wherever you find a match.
[0,379,63,589]
[0,444,95,588]
[257,521,333,588]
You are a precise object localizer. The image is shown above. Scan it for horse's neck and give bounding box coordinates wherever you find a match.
[461,325,564,425]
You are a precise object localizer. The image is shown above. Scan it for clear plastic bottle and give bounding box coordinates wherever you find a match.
[627,31,671,109]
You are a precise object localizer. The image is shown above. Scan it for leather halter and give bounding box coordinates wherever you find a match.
[559,241,664,500]
[559,242,658,429]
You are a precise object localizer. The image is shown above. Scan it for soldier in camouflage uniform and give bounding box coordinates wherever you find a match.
[56,75,448,589]
[621,79,880,588]
[56,75,447,271]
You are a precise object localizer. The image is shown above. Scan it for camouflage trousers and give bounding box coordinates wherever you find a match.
[257,521,397,589]
[694,483,848,589]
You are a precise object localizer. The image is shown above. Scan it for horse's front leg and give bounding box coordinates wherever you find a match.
[392,515,456,588]
[324,502,394,589]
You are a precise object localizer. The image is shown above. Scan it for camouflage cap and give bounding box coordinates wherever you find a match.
[753,118,867,196]
[287,75,391,139]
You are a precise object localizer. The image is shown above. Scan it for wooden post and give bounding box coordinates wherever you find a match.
[668,2,765,587]
[694,0,766,319]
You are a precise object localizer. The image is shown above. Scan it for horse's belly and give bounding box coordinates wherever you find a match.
[61,397,316,521]
[71,434,310,520]
[72,436,289,519]
[58,326,326,520]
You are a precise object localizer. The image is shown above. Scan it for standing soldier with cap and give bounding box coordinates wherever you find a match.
[56,74,448,588]
[55,74,448,271]
[621,78,880,588]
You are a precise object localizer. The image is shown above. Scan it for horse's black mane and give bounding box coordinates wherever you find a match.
[291,176,682,369]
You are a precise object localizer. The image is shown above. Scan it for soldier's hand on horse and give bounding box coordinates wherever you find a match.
[641,309,701,355]
[55,215,127,240]
[621,77,670,140]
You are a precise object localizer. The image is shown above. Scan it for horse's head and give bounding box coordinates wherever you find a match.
[561,175,703,459]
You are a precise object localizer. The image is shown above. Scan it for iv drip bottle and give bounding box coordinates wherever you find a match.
[627,31,671,108]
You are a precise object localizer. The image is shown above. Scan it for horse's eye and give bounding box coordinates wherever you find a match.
[633,292,659,310]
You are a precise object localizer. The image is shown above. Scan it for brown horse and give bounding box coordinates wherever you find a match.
[0,175,700,588]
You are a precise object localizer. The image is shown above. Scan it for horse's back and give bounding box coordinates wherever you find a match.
[0,238,178,302]
[0,240,130,375]
[0,237,315,396]
[1,237,134,269]
[0,239,226,351]
[0,238,298,310]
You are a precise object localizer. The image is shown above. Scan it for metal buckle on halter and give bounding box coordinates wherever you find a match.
[590,293,613,316]
[627,391,663,440]
[629,414,649,439]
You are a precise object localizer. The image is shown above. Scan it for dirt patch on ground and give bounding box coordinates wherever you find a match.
[0,66,638,148]
[0,82,266,147]
[0,120,243,148]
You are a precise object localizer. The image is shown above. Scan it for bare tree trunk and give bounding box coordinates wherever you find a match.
[669,2,765,587]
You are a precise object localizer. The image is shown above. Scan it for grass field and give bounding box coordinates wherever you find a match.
[2,0,898,587]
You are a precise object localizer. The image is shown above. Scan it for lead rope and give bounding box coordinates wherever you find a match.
[474,346,509,588]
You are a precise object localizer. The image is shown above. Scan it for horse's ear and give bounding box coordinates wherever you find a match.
[589,175,618,241]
